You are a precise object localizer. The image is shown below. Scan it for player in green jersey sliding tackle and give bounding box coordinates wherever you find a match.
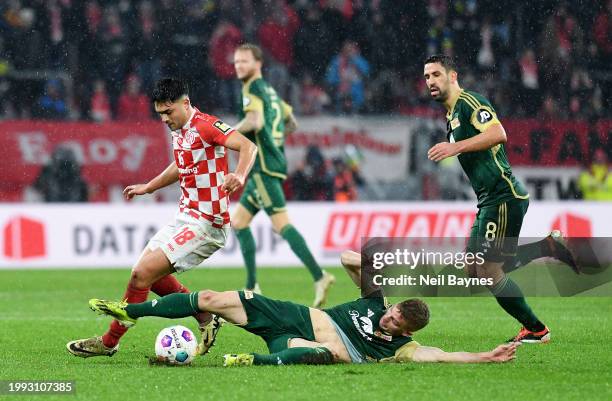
[231,43,335,307]
[423,55,579,343]
[89,250,519,365]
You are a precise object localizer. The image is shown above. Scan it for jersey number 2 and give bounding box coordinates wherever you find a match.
[271,102,283,147]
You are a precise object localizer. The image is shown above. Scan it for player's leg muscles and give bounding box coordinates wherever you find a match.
[477,202,546,332]
[271,211,324,281]
[233,204,258,289]
[130,248,175,289]
[125,290,247,323]
[249,338,335,365]
[198,290,248,325]
[101,249,173,348]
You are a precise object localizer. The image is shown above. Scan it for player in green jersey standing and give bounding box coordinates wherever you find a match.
[231,43,335,308]
[423,55,578,343]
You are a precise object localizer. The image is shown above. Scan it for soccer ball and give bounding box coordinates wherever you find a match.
[154,325,197,365]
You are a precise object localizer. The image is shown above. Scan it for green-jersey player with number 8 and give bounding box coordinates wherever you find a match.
[232,44,335,308]
[423,55,579,343]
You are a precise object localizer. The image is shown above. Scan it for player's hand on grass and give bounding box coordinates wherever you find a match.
[428,142,460,162]
[123,184,150,200]
[486,342,520,363]
[221,173,245,195]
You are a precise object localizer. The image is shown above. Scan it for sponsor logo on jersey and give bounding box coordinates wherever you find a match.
[477,108,493,124]
[373,330,392,342]
[178,166,199,175]
[450,117,461,130]
[213,120,232,134]
[349,310,374,340]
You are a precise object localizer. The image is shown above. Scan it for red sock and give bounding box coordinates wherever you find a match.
[101,284,150,348]
[151,274,189,296]
[151,275,210,326]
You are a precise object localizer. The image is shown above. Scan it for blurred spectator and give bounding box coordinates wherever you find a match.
[133,0,161,95]
[518,48,540,113]
[578,149,612,200]
[568,68,594,119]
[294,4,335,80]
[540,94,558,120]
[332,158,357,202]
[34,79,68,120]
[325,41,370,114]
[298,73,330,115]
[592,0,611,111]
[257,0,300,100]
[0,0,609,120]
[97,5,129,116]
[90,79,111,122]
[289,146,333,200]
[33,147,88,202]
[208,19,243,113]
[116,75,151,121]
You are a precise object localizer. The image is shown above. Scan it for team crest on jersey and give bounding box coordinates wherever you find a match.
[213,120,232,134]
[183,128,197,146]
[243,96,251,107]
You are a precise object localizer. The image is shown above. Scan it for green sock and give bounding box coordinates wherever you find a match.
[503,239,551,273]
[252,347,333,365]
[126,292,200,319]
[490,276,545,332]
[280,225,323,281]
[235,228,257,289]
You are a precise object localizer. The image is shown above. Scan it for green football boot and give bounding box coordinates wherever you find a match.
[89,299,137,327]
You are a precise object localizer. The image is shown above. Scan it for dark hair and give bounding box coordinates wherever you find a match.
[397,299,430,333]
[152,78,189,103]
[424,54,458,72]
[236,43,263,62]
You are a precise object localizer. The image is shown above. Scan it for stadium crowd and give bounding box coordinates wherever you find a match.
[0,0,609,120]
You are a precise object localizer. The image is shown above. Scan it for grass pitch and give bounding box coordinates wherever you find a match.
[1,267,611,401]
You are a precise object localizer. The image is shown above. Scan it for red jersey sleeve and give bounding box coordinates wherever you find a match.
[195,116,236,146]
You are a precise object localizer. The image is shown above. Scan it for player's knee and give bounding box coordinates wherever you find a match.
[340,250,356,267]
[232,219,249,231]
[197,290,219,309]
[129,268,152,289]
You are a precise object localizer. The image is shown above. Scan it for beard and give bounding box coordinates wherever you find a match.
[432,88,448,102]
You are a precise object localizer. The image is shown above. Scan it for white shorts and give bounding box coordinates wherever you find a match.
[147,212,229,273]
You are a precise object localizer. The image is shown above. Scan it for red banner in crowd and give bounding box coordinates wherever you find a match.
[0,121,170,185]
[503,119,612,166]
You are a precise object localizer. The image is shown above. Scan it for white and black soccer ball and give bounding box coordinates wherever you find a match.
[154,325,197,365]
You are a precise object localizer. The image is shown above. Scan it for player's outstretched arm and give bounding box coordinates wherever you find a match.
[221,131,257,195]
[234,110,264,133]
[428,123,507,162]
[341,250,362,288]
[284,113,297,135]
[410,342,519,363]
[123,162,179,200]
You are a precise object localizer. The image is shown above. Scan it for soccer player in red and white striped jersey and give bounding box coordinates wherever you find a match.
[67,78,257,358]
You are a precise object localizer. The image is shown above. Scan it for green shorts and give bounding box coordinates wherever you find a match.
[239,173,287,216]
[238,291,315,353]
[466,198,529,262]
